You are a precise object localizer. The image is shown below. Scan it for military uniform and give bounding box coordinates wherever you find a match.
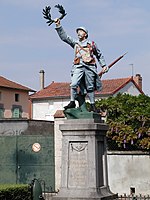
[55,25,106,110]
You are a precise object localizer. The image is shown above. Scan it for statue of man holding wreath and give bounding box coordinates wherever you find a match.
[54,18,108,112]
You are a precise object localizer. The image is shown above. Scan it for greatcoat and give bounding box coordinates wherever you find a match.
[55,25,106,94]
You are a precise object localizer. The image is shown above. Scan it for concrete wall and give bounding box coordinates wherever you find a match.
[54,118,64,192]
[0,119,54,136]
[107,152,150,195]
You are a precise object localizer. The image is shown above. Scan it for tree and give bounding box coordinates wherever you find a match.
[96,94,150,150]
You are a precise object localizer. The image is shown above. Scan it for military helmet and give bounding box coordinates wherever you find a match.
[76,27,88,38]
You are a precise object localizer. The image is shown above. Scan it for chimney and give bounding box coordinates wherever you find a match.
[134,74,142,90]
[39,70,45,90]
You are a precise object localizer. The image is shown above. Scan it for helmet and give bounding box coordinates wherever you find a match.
[76,27,88,38]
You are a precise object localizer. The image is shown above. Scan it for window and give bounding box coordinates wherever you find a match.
[12,105,22,118]
[15,93,19,102]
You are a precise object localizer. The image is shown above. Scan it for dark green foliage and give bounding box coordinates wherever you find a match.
[96,94,150,150]
[0,184,31,200]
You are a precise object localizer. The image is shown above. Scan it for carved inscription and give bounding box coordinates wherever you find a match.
[68,142,88,188]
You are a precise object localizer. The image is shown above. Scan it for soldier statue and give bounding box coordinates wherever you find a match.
[54,18,108,112]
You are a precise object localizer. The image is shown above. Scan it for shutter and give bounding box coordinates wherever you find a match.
[0,109,4,118]
[13,108,20,118]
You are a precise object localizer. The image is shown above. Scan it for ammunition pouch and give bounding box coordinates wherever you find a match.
[74,57,80,65]
[82,56,96,64]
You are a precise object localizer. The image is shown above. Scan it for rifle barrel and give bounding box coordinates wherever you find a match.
[98,52,127,77]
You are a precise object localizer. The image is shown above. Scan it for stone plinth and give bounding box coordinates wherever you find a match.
[53,119,117,200]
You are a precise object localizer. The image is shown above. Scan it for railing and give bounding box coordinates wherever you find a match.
[118,194,150,200]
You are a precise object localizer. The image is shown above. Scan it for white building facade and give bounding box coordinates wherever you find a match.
[30,74,143,121]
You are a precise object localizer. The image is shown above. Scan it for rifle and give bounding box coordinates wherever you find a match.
[98,52,127,77]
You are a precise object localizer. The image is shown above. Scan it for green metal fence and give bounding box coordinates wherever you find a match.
[0,135,55,192]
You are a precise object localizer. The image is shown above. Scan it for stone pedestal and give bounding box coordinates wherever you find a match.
[53,119,117,200]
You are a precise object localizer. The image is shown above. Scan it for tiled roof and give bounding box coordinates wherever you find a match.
[96,77,133,95]
[30,77,144,100]
[30,81,70,99]
[0,76,35,92]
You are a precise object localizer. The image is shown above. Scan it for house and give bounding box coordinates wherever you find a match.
[30,73,144,121]
[0,76,35,119]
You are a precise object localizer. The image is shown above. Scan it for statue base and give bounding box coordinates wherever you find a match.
[63,103,102,120]
[52,119,117,200]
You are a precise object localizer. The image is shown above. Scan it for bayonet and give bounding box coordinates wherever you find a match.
[99,52,128,77]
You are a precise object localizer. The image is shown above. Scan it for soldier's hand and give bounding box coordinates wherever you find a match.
[102,66,109,74]
[54,18,60,27]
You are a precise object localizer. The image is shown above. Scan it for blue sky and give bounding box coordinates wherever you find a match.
[0,0,150,95]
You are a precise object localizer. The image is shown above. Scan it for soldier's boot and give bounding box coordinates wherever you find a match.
[64,101,76,110]
[75,93,86,107]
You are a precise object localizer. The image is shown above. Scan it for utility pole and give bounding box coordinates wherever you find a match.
[129,63,134,77]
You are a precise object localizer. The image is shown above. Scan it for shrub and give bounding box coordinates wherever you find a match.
[96,94,150,151]
[0,184,31,200]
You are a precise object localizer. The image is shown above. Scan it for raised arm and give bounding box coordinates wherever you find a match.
[55,18,76,48]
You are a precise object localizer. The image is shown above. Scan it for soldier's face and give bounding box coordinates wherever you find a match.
[77,30,87,41]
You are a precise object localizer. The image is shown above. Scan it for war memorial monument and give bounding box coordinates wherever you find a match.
[43,5,118,199]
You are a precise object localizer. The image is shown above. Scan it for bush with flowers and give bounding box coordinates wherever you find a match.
[96,93,150,151]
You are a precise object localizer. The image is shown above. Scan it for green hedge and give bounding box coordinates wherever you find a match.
[0,184,31,200]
